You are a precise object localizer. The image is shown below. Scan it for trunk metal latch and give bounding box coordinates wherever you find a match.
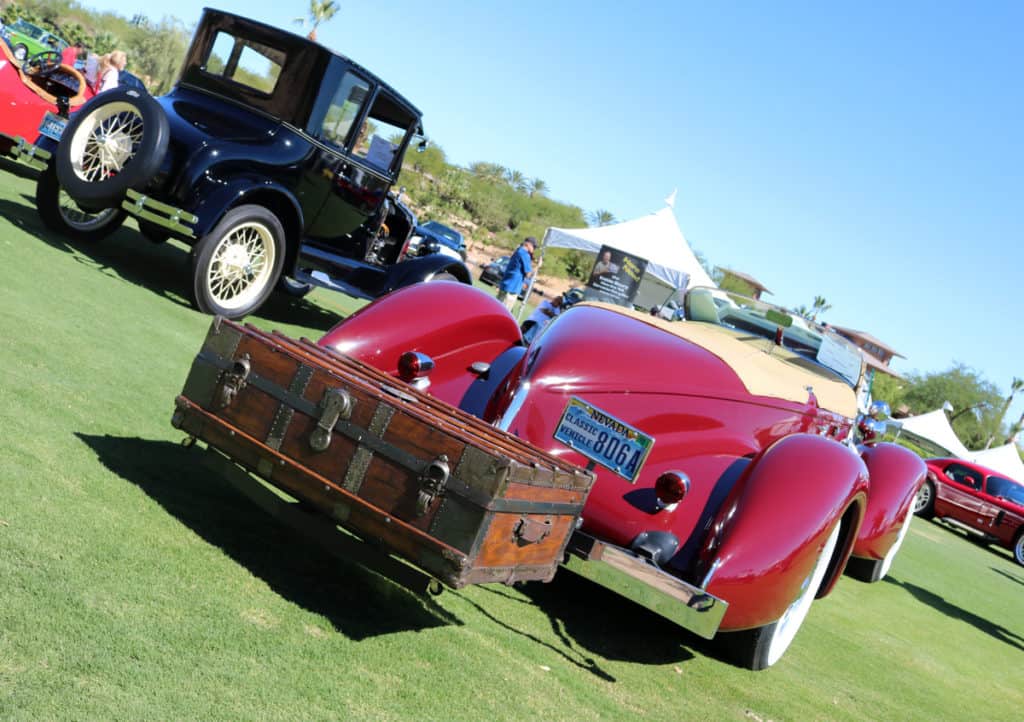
[416,454,450,516]
[513,516,552,546]
[309,388,354,452]
[216,353,251,408]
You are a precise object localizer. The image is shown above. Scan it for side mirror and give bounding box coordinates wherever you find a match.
[868,400,891,421]
[417,138,430,153]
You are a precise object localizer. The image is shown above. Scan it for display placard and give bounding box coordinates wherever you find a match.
[586,245,649,306]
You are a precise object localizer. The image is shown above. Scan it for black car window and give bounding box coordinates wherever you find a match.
[205,31,284,95]
[986,476,1024,505]
[944,463,983,490]
[352,90,415,172]
[320,71,370,149]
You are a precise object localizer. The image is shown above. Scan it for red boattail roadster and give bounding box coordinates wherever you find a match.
[311,283,925,669]
[0,39,94,162]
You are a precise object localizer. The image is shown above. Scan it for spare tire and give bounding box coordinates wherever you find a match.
[56,87,169,209]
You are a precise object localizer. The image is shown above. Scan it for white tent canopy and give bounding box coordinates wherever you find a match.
[896,409,972,458]
[970,443,1024,483]
[542,206,715,291]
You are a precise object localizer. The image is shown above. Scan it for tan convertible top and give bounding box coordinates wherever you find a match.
[584,303,859,418]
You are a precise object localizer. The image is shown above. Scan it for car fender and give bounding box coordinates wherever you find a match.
[380,253,472,292]
[852,442,927,560]
[318,282,521,405]
[699,434,868,630]
[187,176,304,251]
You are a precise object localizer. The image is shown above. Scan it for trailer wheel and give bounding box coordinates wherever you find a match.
[190,205,285,319]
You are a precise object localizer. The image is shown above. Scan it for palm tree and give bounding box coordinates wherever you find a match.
[505,169,526,192]
[1006,407,1024,444]
[988,376,1024,447]
[469,162,505,182]
[587,209,616,227]
[527,177,548,198]
[810,295,831,321]
[305,0,339,41]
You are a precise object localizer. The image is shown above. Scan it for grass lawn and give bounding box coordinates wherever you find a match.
[0,169,1022,720]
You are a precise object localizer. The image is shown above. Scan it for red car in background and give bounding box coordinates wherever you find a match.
[0,39,95,157]
[914,458,1024,565]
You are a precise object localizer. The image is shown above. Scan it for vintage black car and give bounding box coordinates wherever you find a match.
[42,8,470,318]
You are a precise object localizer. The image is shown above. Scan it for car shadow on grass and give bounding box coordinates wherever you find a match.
[471,572,700,676]
[76,432,462,640]
[990,567,1024,588]
[885,576,1024,652]
[0,193,344,332]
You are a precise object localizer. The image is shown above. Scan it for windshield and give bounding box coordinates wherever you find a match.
[423,221,461,244]
[11,20,45,40]
[987,476,1024,505]
[681,287,864,387]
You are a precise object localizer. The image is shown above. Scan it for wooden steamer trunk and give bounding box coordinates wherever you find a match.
[172,318,595,589]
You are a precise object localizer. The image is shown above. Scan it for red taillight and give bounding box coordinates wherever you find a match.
[398,351,435,381]
[655,471,689,505]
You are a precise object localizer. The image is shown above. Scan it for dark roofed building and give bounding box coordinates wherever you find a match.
[717,268,772,300]
[829,325,905,378]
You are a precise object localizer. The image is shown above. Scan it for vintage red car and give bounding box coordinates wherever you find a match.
[914,457,1024,564]
[313,284,925,669]
[0,40,125,240]
[0,40,93,157]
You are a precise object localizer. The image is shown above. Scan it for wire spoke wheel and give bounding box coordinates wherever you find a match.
[206,221,276,312]
[56,186,119,231]
[68,102,145,183]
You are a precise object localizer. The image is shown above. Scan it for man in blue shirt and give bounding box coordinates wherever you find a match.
[497,237,536,310]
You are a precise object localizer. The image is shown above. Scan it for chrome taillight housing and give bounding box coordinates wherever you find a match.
[655,470,690,506]
[398,351,434,383]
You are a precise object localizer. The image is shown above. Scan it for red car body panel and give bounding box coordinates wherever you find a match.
[318,284,522,405]
[853,443,927,559]
[698,434,868,629]
[318,283,918,632]
[0,41,93,141]
[925,457,1024,549]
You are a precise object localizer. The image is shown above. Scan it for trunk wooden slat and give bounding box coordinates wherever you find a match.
[172,317,594,588]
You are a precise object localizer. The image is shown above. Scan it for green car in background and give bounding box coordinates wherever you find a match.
[1,19,67,61]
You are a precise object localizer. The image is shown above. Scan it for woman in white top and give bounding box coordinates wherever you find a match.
[96,50,127,93]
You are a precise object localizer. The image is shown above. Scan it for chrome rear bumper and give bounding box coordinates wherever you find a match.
[122,188,197,238]
[561,531,727,639]
[0,133,51,172]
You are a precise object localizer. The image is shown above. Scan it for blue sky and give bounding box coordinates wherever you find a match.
[82,0,1024,434]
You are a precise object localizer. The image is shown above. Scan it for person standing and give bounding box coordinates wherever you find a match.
[96,50,127,93]
[520,294,562,343]
[497,236,536,311]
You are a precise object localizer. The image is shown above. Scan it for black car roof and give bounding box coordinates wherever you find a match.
[203,8,422,120]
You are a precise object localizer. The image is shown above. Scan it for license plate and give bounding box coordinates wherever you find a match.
[38,112,67,142]
[554,397,654,482]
